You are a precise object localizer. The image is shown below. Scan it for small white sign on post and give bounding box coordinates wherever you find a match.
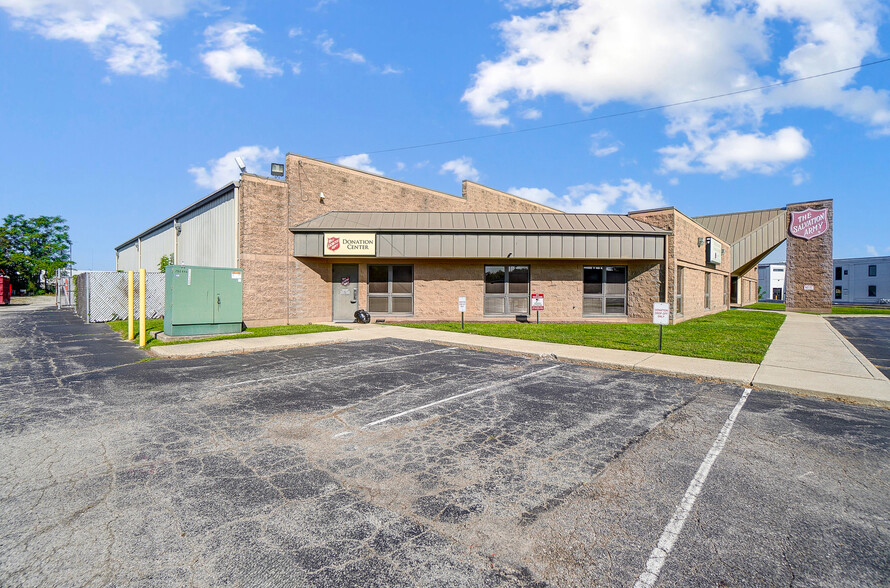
[653,302,670,325]
[531,293,544,311]
[458,296,467,313]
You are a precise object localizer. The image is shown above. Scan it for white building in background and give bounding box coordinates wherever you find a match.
[833,256,890,304]
[760,256,890,304]
[758,263,786,301]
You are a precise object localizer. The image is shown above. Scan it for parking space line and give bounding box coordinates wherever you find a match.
[215,346,457,389]
[361,364,560,429]
[634,387,752,588]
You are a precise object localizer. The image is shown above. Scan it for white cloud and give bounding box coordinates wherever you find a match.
[395,162,406,171]
[291,62,302,75]
[521,108,542,120]
[509,179,666,213]
[791,167,810,186]
[866,245,878,256]
[200,22,281,87]
[381,65,403,75]
[464,0,890,173]
[336,153,383,175]
[590,131,621,157]
[440,157,481,183]
[0,0,199,76]
[188,145,281,189]
[660,127,811,176]
[288,27,303,38]
[317,33,365,64]
[668,177,680,186]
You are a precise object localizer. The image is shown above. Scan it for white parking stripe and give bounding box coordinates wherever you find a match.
[634,387,752,588]
[362,364,560,429]
[216,347,456,389]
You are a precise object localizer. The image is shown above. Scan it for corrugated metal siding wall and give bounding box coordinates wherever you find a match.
[116,242,140,271]
[177,191,237,267]
[139,225,176,272]
[295,232,664,260]
[114,189,237,270]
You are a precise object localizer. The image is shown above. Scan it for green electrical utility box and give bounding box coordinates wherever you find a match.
[164,265,244,336]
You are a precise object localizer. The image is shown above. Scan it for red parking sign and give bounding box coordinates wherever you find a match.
[531,293,544,311]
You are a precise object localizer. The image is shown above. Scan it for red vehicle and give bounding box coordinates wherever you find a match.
[0,274,10,305]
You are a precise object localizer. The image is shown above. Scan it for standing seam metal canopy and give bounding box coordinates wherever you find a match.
[291,211,669,234]
[292,212,669,260]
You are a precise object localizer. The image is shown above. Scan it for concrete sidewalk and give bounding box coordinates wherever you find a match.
[149,314,890,408]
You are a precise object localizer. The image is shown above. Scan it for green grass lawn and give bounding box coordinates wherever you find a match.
[106,319,346,348]
[397,310,786,364]
[745,302,890,315]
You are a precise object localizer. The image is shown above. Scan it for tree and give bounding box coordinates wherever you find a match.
[0,215,73,293]
[158,254,174,272]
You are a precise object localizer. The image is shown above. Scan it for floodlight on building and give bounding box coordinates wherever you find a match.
[319,192,325,202]
[271,163,284,177]
[235,156,246,172]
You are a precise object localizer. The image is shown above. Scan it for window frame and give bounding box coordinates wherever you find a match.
[835,267,842,281]
[483,265,530,316]
[367,264,414,315]
[868,265,877,277]
[675,267,684,316]
[704,272,711,310]
[868,285,877,297]
[582,265,628,317]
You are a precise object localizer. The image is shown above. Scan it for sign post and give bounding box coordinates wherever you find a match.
[458,296,466,329]
[531,293,544,324]
[652,302,670,352]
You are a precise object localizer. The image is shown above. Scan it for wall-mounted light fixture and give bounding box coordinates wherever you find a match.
[270,163,284,177]
[319,192,325,202]
[698,238,705,247]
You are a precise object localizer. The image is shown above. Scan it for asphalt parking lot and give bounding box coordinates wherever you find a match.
[2,304,889,586]
[828,316,890,378]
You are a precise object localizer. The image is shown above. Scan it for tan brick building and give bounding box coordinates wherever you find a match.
[116,153,831,325]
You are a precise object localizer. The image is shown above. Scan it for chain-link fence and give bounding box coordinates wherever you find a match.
[75,271,165,323]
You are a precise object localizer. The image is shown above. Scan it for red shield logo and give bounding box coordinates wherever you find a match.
[789,208,828,241]
[327,236,340,251]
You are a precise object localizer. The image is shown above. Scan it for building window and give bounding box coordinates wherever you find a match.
[835,267,842,280]
[368,265,413,314]
[704,273,711,310]
[835,287,842,300]
[675,267,684,315]
[583,266,627,316]
[484,265,529,315]
[868,265,877,277]
[868,285,877,297]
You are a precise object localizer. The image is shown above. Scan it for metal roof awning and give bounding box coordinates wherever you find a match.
[693,208,787,274]
[291,211,669,260]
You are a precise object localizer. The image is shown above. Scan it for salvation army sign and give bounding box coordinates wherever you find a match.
[789,208,828,241]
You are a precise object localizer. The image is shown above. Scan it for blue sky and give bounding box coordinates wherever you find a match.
[1,0,888,270]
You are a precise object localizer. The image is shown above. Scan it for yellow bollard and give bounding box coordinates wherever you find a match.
[128,271,135,340]
[139,268,146,347]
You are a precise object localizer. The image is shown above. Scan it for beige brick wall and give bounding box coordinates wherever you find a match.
[628,208,731,324]
[279,258,662,324]
[241,155,561,325]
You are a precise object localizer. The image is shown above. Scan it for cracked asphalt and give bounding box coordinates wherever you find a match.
[2,303,889,587]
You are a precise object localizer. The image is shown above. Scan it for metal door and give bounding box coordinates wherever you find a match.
[332,264,358,322]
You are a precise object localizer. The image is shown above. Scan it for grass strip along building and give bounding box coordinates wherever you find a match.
[116,153,834,326]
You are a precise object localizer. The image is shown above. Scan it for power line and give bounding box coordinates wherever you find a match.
[327,57,890,159]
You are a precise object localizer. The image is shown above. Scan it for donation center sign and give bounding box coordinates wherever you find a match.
[323,233,377,256]
[789,208,828,241]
